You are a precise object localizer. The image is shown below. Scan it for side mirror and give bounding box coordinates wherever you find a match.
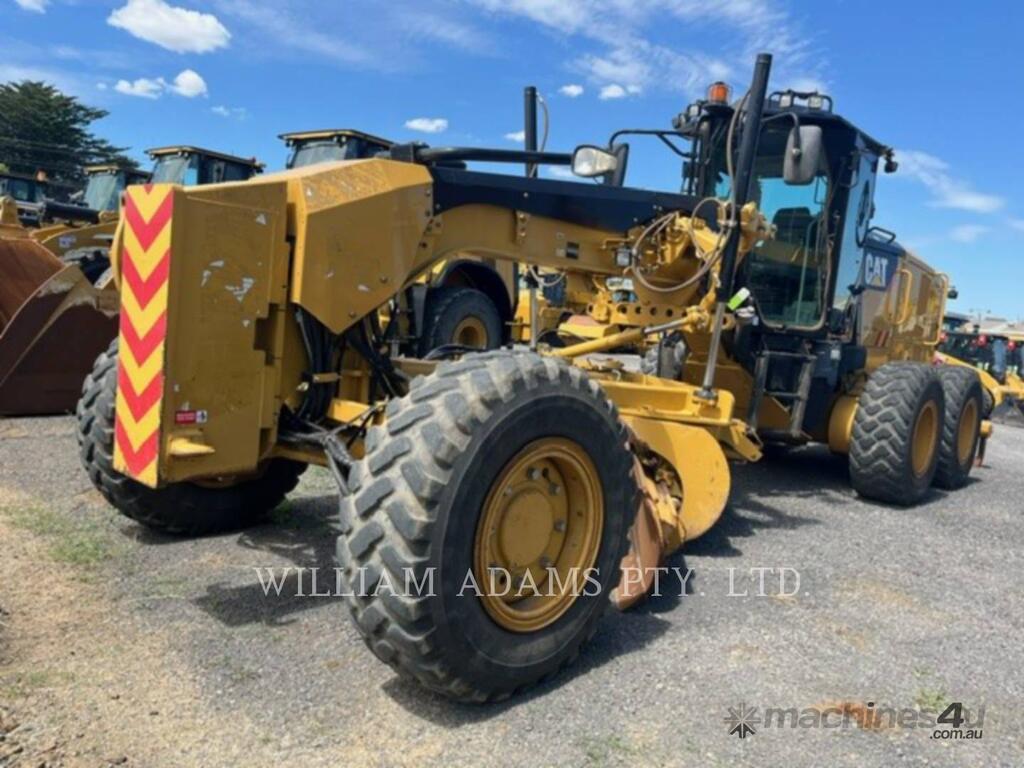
[947,286,959,300]
[783,125,823,185]
[572,145,619,178]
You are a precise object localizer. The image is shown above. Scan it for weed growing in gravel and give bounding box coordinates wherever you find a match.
[0,668,74,698]
[2,503,127,571]
[915,687,947,710]
[580,733,639,768]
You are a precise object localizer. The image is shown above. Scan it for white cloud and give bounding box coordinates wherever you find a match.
[897,150,1004,214]
[504,130,526,142]
[215,0,370,65]
[599,83,627,100]
[14,0,48,12]
[558,83,583,98]
[96,82,108,91]
[469,0,812,98]
[114,77,164,99]
[169,68,207,97]
[405,117,448,133]
[212,104,247,119]
[108,0,230,54]
[950,224,990,243]
[113,69,208,99]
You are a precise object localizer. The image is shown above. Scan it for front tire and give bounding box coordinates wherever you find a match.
[76,339,304,535]
[933,366,983,489]
[849,362,944,506]
[336,351,637,702]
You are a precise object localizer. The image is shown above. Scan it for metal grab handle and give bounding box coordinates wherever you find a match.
[925,274,950,345]
[889,267,913,325]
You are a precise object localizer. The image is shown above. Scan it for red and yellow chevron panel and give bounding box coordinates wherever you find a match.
[113,184,173,487]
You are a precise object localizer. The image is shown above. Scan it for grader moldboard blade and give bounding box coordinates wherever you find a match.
[0,237,119,416]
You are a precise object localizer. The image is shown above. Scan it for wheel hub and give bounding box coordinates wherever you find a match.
[911,400,939,477]
[474,437,603,633]
[453,316,488,348]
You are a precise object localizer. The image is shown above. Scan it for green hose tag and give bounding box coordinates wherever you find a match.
[728,287,751,311]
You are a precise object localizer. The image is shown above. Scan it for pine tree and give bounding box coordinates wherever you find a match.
[0,81,136,193]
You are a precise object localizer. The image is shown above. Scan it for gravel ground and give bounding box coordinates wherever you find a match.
[1,415,1022,767]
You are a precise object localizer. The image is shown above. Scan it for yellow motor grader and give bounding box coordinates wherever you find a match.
[0,148,262,416]
[77,54,983,702]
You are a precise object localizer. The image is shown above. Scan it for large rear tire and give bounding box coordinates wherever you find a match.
[933,366,983,490]
[418,286,503,356]
[849,362,944,506]
[76,339,304,535]
[336,351,637,702]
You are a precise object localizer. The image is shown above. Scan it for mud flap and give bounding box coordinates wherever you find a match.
[0,239,119,416]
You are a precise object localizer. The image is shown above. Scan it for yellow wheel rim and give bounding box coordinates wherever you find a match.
[911,401,939,477]
[453,316,488,349]
[956,399,979,465]
[473,437,603,633]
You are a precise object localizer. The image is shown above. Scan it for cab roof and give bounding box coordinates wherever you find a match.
[762,92,891,156]
[0,171,43,183]
[685,89,892,159]
[278,128,394,148]
[146,145,264,169]
[84,163,150,178]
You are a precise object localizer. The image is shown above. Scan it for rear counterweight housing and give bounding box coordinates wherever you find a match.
[113,182,291,487]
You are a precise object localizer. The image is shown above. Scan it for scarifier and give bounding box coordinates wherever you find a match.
[77,54,985,702]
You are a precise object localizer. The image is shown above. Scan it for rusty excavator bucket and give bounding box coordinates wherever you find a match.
[0,199,119,416]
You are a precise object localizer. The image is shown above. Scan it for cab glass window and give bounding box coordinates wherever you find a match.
[740,124,831,328]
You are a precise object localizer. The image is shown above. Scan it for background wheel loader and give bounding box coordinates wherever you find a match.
[282,128,517,354]
[30,164,152,283]
[0,147,262,416]
[77,53,984,703]
[0,171,47,226]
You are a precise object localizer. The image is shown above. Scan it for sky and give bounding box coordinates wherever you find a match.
[5,0,1022,318]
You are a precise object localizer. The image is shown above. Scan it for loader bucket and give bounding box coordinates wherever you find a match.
[0,238,119,416]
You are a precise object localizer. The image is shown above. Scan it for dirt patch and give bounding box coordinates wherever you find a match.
[0,488,260,767]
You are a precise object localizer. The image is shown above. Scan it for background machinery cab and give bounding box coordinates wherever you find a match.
[148,146,264,186]
[280,129,393,169]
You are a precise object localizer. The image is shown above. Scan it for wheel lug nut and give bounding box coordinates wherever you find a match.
[553,519,566,532]
[540,556,552,568]
[549,483,561,495]
[528,467,542,481]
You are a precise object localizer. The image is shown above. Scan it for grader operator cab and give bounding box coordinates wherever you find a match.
[77,54,984,703]
[0,148,262,416]
[281,128,517,354]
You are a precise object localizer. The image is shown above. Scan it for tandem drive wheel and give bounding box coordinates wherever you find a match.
[335,351,638,702]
